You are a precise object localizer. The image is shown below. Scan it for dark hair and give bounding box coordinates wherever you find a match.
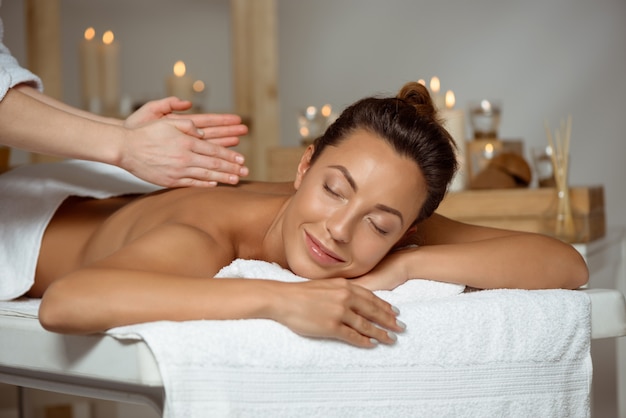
[310,81,458,224]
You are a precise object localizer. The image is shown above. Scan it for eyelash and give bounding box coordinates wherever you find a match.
[323,183,341,198]
[368,218,389,236]
[324,183,388,236]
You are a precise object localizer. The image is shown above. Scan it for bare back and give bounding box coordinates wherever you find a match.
[30,185,292,297]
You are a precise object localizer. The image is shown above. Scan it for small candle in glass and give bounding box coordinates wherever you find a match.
[469,99,501,139]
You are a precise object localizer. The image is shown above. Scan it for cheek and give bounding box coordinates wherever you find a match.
[347,232,391,274]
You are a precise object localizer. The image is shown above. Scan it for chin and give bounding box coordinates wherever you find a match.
[286,259,335,280]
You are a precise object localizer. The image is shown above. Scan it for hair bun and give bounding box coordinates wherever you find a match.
[397,81,437,119]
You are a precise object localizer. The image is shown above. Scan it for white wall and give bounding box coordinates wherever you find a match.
[278,0,626,229]
[2,0,625,227]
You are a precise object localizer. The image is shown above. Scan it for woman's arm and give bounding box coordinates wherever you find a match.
[38,223,402,348]
[354,213,589,291]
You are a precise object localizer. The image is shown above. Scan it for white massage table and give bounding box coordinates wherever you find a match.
[0,313,164,411]
[0,288,624,416]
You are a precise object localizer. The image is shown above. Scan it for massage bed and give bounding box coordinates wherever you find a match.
[1,161,625,417]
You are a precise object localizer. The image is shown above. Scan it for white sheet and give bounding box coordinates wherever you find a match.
[0,160,159,300]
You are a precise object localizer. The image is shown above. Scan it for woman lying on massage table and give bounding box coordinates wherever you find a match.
[27,81,588,348]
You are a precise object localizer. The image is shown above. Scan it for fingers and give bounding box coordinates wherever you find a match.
[188,141,248,182]
[145,97,192,116]
[167,112,244,129]
[200,124,249,139]
[340,286,405,347]
[169,118,205,139]
[164,97,193,112]
[312,280,404,348]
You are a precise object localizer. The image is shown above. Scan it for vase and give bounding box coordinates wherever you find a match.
[542,160,581,243]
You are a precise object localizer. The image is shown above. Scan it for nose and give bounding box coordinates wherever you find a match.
[326,206,356,244]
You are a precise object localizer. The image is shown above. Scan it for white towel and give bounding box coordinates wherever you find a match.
[0,160,159,300]
[108,260,591,418]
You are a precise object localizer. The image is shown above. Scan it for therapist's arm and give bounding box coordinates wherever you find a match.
[1,85,249,187]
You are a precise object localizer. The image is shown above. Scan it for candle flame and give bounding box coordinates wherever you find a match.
[299,126,310,138]
[305,106,317,119]
[321,104,332,117]
[192,80,205,93]
[480,99,492,112]
[445,90,456,109]
[429,76,440,94]
[102,30,115,45]
[417,79,426,86]
[84,27,95,41]
[173,61,186,77]
[485,143,494,154]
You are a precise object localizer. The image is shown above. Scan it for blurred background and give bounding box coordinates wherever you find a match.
[1,0,625,226]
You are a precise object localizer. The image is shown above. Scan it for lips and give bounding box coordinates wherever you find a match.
[304,231,345,265]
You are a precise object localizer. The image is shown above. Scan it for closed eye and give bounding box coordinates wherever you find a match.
[368,218,389,236]
[323,183,342,198]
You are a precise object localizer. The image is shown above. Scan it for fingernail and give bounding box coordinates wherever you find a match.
[229,175,239,184]
[239,166,249,176]
[197,129,204,137]
[387,331,397,342]
[235,155,245,164]
[396,319,406,330]
[369,338,379,345]
[391,305,400,315]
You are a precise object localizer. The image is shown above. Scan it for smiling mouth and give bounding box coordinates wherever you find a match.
[304,232,345,265]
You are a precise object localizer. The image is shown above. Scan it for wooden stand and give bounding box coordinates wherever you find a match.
[438,186,606,242]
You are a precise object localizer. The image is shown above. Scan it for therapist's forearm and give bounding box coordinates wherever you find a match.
[0,87,123,165]
[13,84,123,126]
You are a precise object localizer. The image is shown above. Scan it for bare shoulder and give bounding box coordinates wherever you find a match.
[226,180,295,195]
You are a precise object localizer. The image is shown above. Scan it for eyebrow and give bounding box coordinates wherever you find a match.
[328,165,405,226]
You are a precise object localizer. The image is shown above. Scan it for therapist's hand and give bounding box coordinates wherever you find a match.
[122,97,249,187]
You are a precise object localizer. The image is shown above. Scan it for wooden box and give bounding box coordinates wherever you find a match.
[437,186,606,242]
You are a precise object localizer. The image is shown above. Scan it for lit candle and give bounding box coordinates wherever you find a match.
[99,30,120,116]
[167,61,194,102]
[79,27,100,112]
[429,76,445,110]
[440,90,467,191]
[484,142,495,159]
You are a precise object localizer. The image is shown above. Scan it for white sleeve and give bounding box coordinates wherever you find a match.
[0,15,44,102]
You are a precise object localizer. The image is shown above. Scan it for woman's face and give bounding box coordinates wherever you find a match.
[282,129,427,279]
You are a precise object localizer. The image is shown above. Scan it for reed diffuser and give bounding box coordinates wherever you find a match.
[543,116,579,242]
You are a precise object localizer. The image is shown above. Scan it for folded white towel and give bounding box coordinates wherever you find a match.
[0,160,159,300]
[109,260,591,418]
[215,258,466,301]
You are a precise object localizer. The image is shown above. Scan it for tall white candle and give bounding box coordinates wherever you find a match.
[79,27,100,112]
[167,61,194,102]
[429,76,445,110]
[440,90,467,191]
[99,30,120,116]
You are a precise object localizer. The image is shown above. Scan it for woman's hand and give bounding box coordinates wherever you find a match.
[121,97,249,187]
[273,279,405,348]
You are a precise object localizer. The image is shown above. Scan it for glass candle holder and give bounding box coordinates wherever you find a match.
[531,146,556,188]
[469,99,501,139]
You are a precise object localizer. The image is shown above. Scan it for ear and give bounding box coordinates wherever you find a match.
[293,145,315,190]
